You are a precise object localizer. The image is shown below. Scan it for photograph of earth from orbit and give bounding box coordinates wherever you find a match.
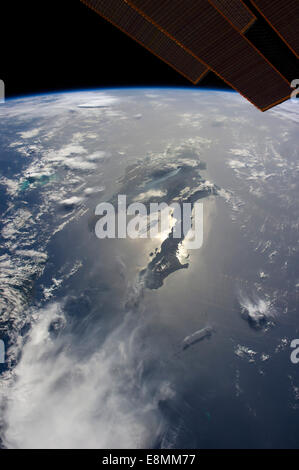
[0,88,298,449]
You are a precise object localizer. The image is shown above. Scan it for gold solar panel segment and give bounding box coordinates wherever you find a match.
[81,0,257,85]
[251,0,299,59]
[81,0,208,84]
[125,0,291,110]
[210,0,256,32]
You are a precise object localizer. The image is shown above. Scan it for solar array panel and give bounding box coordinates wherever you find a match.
[210,0,256,32]
[125,0,291,110]
[81,0,256,85]
[81,0,294,110]
[250,0,299,58]
[81,0,208,84]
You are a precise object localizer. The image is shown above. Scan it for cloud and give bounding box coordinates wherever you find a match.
[18,128,42,139]
[270,101,299,123]
[1,302,174,449]
[77,96,119,108]
[133,189,167,201]
[60,196,84,207]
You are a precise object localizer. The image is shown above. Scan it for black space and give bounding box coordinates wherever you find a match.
[1,0,297,99]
